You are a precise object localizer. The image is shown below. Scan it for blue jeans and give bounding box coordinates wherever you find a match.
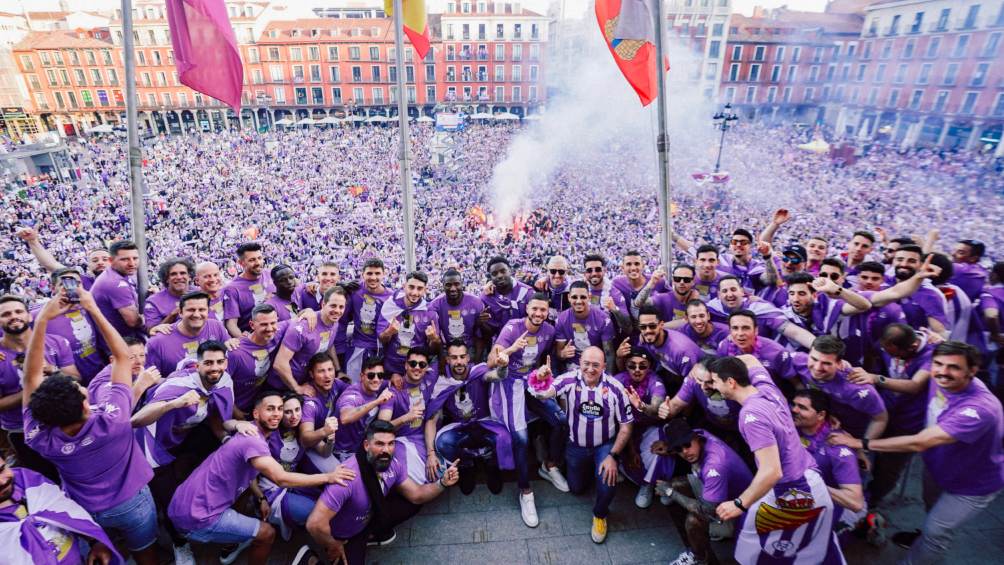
[280,491,316,527]
[436,425,497,468]
[510,395,567,490]
[183,508,261,545]
[91,485,158,552]
[565,441,616,519]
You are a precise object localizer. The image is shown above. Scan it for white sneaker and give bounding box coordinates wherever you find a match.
[538,464,569,492]
[635,483,654,508]
[669,550,697,565]
[173,544,196,565]
[219,539,252,565]
[660,494,672,506]
[519,491,539,528]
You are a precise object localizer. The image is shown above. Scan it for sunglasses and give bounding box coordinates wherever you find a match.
[363,371,386,380]
[407,360,429,369]
[731,239,751,246]
[672,276,693,283]
[584,267,603,274]
[819,272,841,281]
[626,363,649,370]
[548,269,567,275]
[781,256,803,264]
[638,323,659,330]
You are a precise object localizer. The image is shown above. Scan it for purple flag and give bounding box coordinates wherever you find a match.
[166,0,244,110]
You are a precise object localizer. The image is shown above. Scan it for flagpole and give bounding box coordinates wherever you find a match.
[652,0,673,270]
[392,0,417,273]
[121,0,149,309]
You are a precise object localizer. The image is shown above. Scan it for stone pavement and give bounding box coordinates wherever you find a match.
[219,457,1003,564]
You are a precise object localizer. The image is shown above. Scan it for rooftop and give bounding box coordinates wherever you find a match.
[13,30,112,51]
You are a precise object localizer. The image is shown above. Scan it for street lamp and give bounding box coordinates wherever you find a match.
[256,93,272,131]
[712,103,739,173]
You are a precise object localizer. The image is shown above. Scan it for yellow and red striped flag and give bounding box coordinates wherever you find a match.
[385,0,431,60]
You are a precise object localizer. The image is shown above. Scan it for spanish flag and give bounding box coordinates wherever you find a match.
[595,0,667,106]
[385,0,431,60]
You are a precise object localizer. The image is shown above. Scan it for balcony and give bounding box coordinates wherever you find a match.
[292,76,305,83]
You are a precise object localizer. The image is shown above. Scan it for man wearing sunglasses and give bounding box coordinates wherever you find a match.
[582,253,628,313]
[332,357,394,462]
[555,281,617,374]
[634,265,700,324]
[759,245,808,308]
[345,258,393,381]
[379,348,435,485]
[653,418,752,565]
[534,255,571,322]
[377,271,440,381]
[720,229,769,293]
[614,349,666,508]
[634,304,703,387]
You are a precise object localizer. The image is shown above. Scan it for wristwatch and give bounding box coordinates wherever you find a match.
[610,451,622,463]
[733,497,747,512]
[877,375,887,387]
[861,438,870,453]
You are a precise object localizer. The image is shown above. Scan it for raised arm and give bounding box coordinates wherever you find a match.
[16,228,66,273]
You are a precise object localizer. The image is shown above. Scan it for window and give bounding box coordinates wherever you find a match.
[861,42,872,59]
[925,36,940,58]
[887,89,899,107]
[770,65,780,82]
[910,11,924,33]
[374,87,385,104]
[782,86,791,102]
[512,44,522,61]
[495,44,504,61]
[74,69,86,85]
[971,62,989,86]
[107,68,119,85]
[494,86,503,101]
[856,64,867,81]
[791,47,800,63]
[744,86,756,103]
[370,46,380,60]
[330,67,340,82]
[944,63,959,85]
[352,87,363,102]
[67,91,78,108]
[332,87,342,103]
[46,70,56,86]
[909,89,923,109]
[809,66,819,82]
[292,65,304,81]
[748,64,760,81]
[712,23,724,37]
[248,48,259,63]
[309,47,320,61]
[729,63,739,81]
[953,35,969,57]
[984,32,1002,57]
[960,91,978,114]
[310,65,321,82]
[767,86,776,102]
[54,91,65,109]
[496,24,504,39]
[371,66,381,82]
[269,65,283,81]
[963,4,980,29]
[161,93,171,106]
[97,90,108,107]
[804,87,815,102]
[352,66,362,82]
[936,8,950,31]
[512,65,521,81]
[90,69,102,84]
[753,45,765,61]
[312,87,323,104]
[102,50,112,65]
[137,51,146,65]
[295,87,307,105]
[786,65,797,82]
[425,85,436,102]
[731,45,742,60]
[880,40,893,58]
[775,46,785,62]
[993,93,1004,117]
[157,72,167,86]
[328,46,339,60]
[917,63,931,84]
[59,69,69,85]
[27,75,40,90]
[708,41,720,58]
[875,63,886,82]
[894,63,907,83]
[426,65,436,81]
[273,88,286,103]
[889,14,901,35]
[290,47,302,61]
[902,38,915,58]
[349,47,361,60]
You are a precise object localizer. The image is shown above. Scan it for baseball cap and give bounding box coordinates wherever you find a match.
[663,418,696,452]
[782,244,808,262]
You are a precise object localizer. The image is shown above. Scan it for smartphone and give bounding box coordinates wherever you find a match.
[61,276,80,303]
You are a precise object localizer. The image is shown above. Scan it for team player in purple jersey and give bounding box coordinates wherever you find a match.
[487,292,567,527]
[839,230,878,276]
[265,265,300,322]
[700,276,817,349]
[17,226,110,291]
[688,244,732,301]
[612,250,669,320]
[655,418,753,565]
[90,240,145,341]
[379,348,436,485]
[144,258,194,331]
[781,272,872,338]
[193,261,226,320]
[790,336,888,442]
[614,348,666,508]
[377,271,441,378]
[331,358,394,463]
[271,287,346,394]
[292,262,341,312]
[345,258,393,381]
[680,300,731,354]
[480,255,534,339]
[532,347,634,544]
[424,340,511,495]
[297,355,348,475]
[145,291,232,378]
[87,336,163,407]
[0,294,77,482]
[634,265,701,324]
[532,255,571,322]
[947,238,988,301]
[304,420,459,565]
[22,285,159,565]
[222,242,275,337]
[830,342,1003,564]
[168,391,355,565]
[708,356,845,565]
[635,305,702,386]
[892,245,949,336]
[252,394,312,542]
[31,267,105,383]
[429,269,485,357]
[227,304,284,418]
[791,390,867,537]
[581,253,631,333]
[717,310,795,389]
[554,281,617,374]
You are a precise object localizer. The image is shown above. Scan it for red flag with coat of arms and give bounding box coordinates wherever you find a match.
[595,0,669,106]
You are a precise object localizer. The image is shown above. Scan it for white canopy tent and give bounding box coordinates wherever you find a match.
[274,118,294,126]
[416,116,434,123]
[296,117,316,126]
[86,124,114,134]
[493,112,520,120]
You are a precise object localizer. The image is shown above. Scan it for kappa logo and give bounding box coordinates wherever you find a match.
[80,436,94,447]
[103,404,120,418]
[706,468,720,478]
[960,408,981,420]
[744,414,758,424]
[857,389,869,398]
[838,447,853,458]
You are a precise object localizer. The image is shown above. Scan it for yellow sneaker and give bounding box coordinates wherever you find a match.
[591,516,608,544]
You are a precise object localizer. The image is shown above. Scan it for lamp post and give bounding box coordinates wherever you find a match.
[712,103,739,173]
[256,93,272,132]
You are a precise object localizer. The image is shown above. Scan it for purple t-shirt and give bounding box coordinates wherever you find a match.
[144,289,185,329]
[588,281,627,313]
[898,283,948,331]
[692,271,730,301]
[738,389,817,484]
[554,306,615,368]
[880,340,934,435]
[677,375,742,430]
[717,336,794,383]
[376,294,437,375]
[480,281,534,338]
[835,289,906,366]
[302,382,349,430]
[641,329,702,377]
[949,261,987,302]
[494,318,556,378]
[387,378,433,442]
[36,305,105,383]
[227,329,285,412]
[332,383,381,453]
[800,425,862,488]
[272,317,337,388]
[168,431,270,533]
[318,455,408,539]
[706,297,788,339]
[90,267,143,340]
[222,274,275,331]
[265,294,298,322]
[719,254,767,293]
[652,292,690,323]
[694,429,753,503]
[781,293,846,338]
[612,274,668,319]
[614,371,665,428]
[680,322,730,355]
[0,335,74,431]
[429,293,484,347]
[349,287,393,350]
[922,377,1004,496]
[24,382,153,512]
[146,319,230,377]
[790,352,886,438]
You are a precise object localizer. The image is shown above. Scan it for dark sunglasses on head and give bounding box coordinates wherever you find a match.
[626,363,649,370]
[364,371,386,380]
[672,276,693,283]
[820,272,841,281]
[638,323,659,330]
[548,269,567,275]
[781,256,803,264]
[407,360,429,369]
[584,267,603,274]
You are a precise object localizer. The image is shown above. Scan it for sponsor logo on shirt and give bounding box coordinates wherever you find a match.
[857,389,869,399]
[960,407,981,420]
[744,414,758,424]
